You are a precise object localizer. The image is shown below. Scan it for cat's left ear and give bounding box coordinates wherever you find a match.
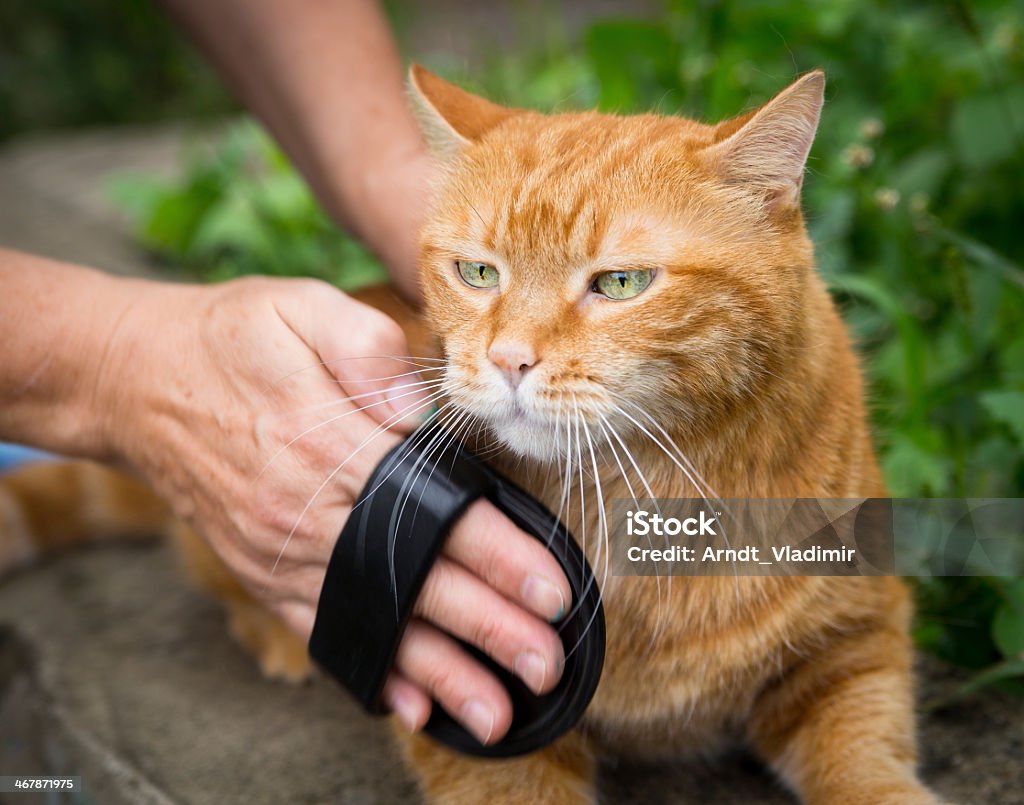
[409,64,519,159]
[705,70,825,210]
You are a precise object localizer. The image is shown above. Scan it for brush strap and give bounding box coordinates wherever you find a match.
[308,431,605,758]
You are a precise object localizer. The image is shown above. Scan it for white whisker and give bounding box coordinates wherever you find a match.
[598,414,667,649]
[265,389,452,584]
[256,381,447,480]
[266,355,449,391]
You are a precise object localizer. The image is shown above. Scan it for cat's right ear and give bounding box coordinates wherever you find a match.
[705,70,825,212]
[409,64,517,159]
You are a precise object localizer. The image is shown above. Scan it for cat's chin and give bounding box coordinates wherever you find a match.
[489,417,563,463]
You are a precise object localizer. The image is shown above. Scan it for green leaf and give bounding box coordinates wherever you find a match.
[881,433,951,496]
[950,88,1024,170]
[1000,337,1024,386]
[932,221,1024,292]
[190,193,276,264]
[889,149,950,199]
[829,274,928,426]
[141,174,220,255]
[992,579,1024,659]
[981,391,1024,445]
[808,189,856,255]
[924,657,1024,710]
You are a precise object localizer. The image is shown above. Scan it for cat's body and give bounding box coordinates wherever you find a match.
[0,68,944,804]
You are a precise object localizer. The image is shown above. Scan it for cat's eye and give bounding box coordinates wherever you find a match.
[456,260,499,289]
[592,268,654,300]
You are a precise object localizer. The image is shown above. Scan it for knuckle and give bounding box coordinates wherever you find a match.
[362,309,407,352]
[230,274,282,304]
[291,277,333,300]
[423,663,457,699]
[277,277,337,316]
[414,580,441,620]
[482,551,515,595]
[416,561,455,618]
[471,615,505,658]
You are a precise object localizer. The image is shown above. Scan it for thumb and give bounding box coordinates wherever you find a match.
[295,282,438,433]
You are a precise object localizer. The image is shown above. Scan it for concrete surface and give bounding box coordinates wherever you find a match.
[0,96,1022,805]
[1,542,1022,805]
[0,125,199,278]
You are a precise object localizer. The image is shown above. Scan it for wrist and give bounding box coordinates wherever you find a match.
[330,144,434,304]
[88,277,204,468]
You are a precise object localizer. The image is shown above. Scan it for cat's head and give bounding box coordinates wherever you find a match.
[411,66,825,461]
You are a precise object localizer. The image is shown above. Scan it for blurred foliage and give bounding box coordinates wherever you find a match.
[0,0,233,141]
[110,125,386,289]
[16,0,1024,691]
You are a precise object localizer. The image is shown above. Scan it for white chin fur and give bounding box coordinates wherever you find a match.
[490,418,562,462]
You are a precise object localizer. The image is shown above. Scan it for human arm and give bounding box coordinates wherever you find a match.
[158,0,431,301]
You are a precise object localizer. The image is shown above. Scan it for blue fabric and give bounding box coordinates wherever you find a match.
[0,443,55,473]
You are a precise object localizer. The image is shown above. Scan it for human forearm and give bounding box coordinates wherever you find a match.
[0,250,142,458]
[159,0,431,300]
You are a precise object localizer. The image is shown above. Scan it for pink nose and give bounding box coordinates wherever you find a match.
[488,340,538,389]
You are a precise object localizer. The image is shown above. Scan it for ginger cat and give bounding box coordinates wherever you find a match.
[0,67,946,804]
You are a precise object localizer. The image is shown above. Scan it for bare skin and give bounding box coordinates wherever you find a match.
[0,0,568,746]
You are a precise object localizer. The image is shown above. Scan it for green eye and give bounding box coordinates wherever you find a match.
[456,260,499,289]
[593,269,654,300]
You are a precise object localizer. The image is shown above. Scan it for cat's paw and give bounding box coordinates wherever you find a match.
[826,784,950,805]
[398,729,597,805]
[254,634,315,684]
[226,600,314,684]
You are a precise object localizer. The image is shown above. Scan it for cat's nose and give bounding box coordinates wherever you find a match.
[488,340,538,389]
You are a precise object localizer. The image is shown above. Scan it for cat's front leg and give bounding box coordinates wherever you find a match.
[746,617,947,805]
[394,726,597,805]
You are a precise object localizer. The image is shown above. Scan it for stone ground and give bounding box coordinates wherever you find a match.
[2,542,1023,805]
[1,48,1022,805]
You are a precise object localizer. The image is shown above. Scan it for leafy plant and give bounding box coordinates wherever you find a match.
[0,0,233,141]
[111,123,386,290]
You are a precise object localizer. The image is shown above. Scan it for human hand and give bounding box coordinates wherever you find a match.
[98,276,570,744]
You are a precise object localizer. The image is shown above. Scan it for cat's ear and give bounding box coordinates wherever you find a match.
[409,64,517,158]
[706,71,825,208]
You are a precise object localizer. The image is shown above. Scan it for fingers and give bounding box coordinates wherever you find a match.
[271,279,437,433]
[301,282,438,432]
[393,618,514,745]
[415,556,565,696]
[444,500,572,623]
[381,672,432,733]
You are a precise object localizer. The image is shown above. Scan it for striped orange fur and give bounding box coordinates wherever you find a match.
[396,67,946,804]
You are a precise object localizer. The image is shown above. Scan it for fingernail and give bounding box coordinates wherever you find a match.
[460,699,495,745]
[521,574,565,622]
[514,651,548,694]
[389,691,421,733]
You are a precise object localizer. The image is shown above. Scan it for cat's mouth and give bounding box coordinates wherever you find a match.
[444,366,599,461]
